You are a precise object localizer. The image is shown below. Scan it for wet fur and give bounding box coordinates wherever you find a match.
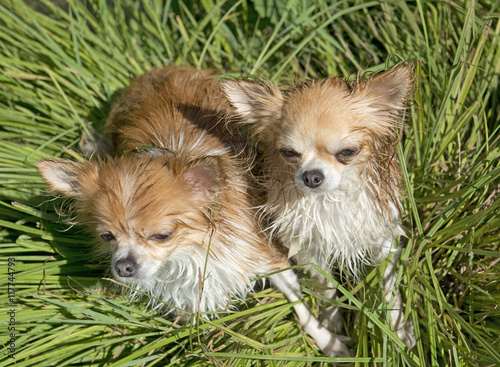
[222,64,416,348]
[36,66,351,357]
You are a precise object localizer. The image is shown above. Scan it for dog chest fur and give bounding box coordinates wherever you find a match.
[266,178,405,274]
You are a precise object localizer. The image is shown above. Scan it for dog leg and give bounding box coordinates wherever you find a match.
[318,285,343,333]
[294,251,344,333]
[271,269,351,357]
[383,255,416,349]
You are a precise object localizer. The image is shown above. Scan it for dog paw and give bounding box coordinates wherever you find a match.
[396,319,416,350]
[303,318,351,358]
[320,333,352,358]
[319,305,343,333]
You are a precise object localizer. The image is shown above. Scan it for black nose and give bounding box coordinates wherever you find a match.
[115,258,136,277]
[302,170,324,188]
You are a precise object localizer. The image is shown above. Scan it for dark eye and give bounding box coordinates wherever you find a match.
[280,148,302,160]
[336,148,359,163]
[149,233,172,242]
[100,232,116,243]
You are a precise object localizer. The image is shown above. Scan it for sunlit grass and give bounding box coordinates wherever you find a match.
[1,0,499,366]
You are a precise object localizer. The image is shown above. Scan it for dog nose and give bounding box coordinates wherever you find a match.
[302,170,324,188]
[115,259,136,277]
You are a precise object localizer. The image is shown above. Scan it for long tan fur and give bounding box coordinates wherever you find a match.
[36,66,350,357]
[222,63,416,349]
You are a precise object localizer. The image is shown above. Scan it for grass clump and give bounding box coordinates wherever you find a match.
[0,0,499,366]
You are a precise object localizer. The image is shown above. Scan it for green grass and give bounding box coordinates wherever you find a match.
[1,0,499,366]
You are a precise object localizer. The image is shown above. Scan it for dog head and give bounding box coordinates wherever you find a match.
[222,65,413,197]
[36,155,221,281]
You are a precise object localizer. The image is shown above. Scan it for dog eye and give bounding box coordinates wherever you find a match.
[280,149,301,160]
[100,232,116,243]
[339,148,356,157]
[337,148,358,158]
[336,148,359,163]
[149,233,172,242]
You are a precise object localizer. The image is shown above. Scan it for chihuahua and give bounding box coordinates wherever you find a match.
[36,66,351,357]
[222,64,416,348]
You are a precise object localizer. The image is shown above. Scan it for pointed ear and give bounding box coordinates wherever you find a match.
[361,64,414,111]
[184,162,219,199]
[35,159,83,197]
[221,79,284,141]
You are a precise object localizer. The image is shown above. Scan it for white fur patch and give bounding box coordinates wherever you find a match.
[118,246,255,316]
[266,181,404,275]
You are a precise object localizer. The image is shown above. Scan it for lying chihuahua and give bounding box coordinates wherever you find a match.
[36,66,350,357]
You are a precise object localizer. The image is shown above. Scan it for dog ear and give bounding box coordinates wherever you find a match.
[36,159,85,197]
[361,64,413,112]
[184,162,220,199]
[221,79,283,141]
